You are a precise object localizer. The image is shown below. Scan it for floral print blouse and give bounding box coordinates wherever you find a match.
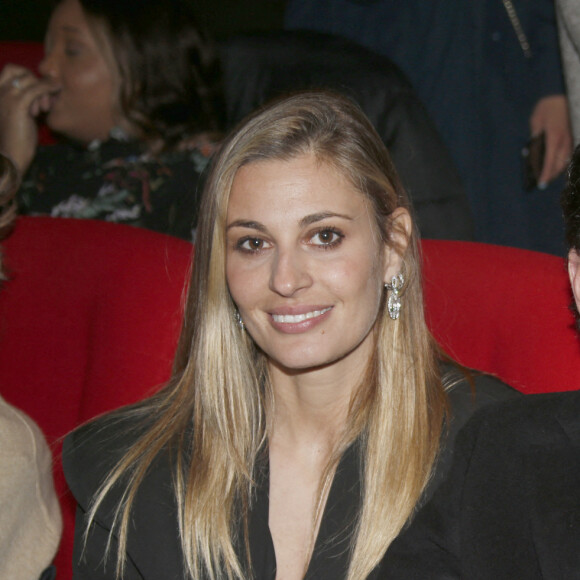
[18,134,215,242]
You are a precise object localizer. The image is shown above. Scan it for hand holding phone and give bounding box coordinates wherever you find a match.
[522,132,546,191]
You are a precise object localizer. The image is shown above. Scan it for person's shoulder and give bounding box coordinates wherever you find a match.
[137,139,217,186]
[0,395,55,492]
[0,395,49,451]
[421,363,521,503]
[62,407,151,509]
[442,362,521,423]
[465,389,580,444]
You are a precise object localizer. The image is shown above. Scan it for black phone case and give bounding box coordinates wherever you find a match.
[522,133,546,191]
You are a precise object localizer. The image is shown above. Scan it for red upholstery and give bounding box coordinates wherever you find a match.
[422,239,580,393]
[0,41,55,145]
[0,41,43,74]
[0,221,578,577]
[0,217,192,578]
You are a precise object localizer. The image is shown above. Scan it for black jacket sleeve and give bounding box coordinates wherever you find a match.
[379,392,580,580]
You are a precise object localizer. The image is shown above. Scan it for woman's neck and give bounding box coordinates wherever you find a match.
[268,359,365,450]
[267,363,362,580]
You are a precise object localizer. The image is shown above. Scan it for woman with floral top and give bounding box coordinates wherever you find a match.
[0,0,222,241]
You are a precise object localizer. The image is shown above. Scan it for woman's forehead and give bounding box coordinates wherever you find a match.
[230,154,361,199]
[225,155,380,235]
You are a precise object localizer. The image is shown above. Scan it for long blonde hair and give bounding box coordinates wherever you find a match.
[85,90,447,579]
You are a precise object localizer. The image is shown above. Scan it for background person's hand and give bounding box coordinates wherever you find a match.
[0,64,55,174]
[529,94,573,188]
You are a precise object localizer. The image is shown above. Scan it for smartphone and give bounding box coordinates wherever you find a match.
[522,132,546,191]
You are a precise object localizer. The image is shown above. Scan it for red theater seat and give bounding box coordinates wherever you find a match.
[422,239,580,393]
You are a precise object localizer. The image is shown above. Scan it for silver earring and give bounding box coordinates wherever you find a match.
[385,273,404,320]
[234,310,245,331]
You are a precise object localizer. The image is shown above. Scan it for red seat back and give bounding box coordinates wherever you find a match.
[422,239,580,393]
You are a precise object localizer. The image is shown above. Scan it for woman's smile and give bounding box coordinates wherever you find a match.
[269,306,333,332]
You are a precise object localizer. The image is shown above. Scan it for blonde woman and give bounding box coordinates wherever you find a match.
[63,91,516,579]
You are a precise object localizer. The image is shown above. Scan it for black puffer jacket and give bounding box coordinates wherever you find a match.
[219,30,474,241]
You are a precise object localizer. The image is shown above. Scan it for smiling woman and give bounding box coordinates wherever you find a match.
[0,0,222,240]
[63,90,517,580]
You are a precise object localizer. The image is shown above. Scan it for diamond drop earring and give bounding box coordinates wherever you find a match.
[385,273,404,320]
[234,309,245,331]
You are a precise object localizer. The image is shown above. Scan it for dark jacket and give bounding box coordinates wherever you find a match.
[219,30,474,242]
[380,391,580,579]
[63,369,517,579]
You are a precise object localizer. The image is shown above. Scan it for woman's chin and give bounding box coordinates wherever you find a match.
[45,115,74,142]
[268,352,338,376]
[45,110,116,144]
[45,121,106,145]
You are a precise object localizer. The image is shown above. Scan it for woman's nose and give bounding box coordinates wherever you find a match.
[38,50,57,80]
[269,249,313,297]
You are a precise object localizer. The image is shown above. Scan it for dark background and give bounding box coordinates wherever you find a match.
[0,0,286,41]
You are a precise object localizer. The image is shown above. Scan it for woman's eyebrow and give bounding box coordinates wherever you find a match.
[60,25,83,34]
[227,212,353,232]
[226,220,267,232]
[299,212,353,227]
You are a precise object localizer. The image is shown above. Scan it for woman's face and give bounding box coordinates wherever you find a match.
[226,153,408,376]
[39,0,121,143]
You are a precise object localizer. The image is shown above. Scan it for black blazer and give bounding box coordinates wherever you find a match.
[380,391,580,579]
[63,369,517,579]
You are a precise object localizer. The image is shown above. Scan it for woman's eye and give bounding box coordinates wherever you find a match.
[310,229,343,247]
[65,42,82,57]
[237,237,270,253]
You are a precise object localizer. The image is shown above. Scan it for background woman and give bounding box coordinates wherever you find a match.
[0,0,221,241]
[64,91,515,579]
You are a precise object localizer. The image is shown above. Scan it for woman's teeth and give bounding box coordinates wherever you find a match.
[272,307,331,323]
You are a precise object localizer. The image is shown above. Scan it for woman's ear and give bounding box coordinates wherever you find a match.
[382,207,412,284]
[568,249,580,312]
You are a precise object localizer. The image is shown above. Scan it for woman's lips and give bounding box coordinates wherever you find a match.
[269,306,333,333]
